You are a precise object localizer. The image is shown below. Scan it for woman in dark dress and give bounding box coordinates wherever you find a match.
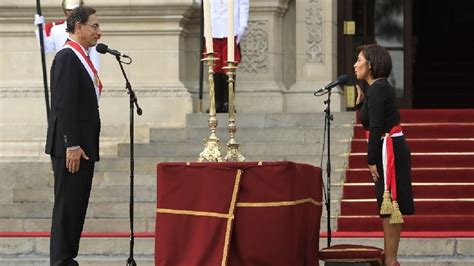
[354,44,415,266]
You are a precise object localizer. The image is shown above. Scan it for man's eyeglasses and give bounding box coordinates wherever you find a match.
[85,23,100,30]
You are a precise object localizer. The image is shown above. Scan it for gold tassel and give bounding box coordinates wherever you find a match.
[389,201,404,224]
[380,190,393,215]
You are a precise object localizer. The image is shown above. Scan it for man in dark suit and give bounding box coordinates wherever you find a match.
[45,6,102,266]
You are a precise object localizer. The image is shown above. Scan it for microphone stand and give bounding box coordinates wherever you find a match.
[314,87,334,247]
[115,55,142,266]
[323,89,333,247]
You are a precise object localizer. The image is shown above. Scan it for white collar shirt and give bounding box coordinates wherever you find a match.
[210,0,249,39]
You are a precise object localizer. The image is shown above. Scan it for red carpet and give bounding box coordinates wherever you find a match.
[349,153,474,168]
[320,231,474,238]
[353,124,474,139]
[340,200,474,215]
[345,168,474,183]
[352,139,474,153]
[338,109,474,233]
[343,183,474,199]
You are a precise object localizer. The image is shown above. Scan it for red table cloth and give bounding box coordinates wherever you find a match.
[155,161,322,266]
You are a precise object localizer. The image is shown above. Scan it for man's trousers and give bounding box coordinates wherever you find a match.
[50,156,94,266]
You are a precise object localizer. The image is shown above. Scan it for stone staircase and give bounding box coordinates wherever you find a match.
[1,112,473,265]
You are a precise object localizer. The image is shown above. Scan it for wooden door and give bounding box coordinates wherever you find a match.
[338,0,413,109]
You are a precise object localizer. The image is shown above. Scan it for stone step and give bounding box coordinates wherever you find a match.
[1,158,347,190]
[1,237,472,263]
[0,114,354,141]
[0,139,122,158]
[3,255,474,266]
[321,257,474,266]
[319,216,339,232]
[0,122,155,158]
[0,237,154,257]
[2,200,341,231]
[118,141,351,158]
[12,186,156,203]
[0,218,155,232]
[87,172,156,187]
[0,161,53,192]
[0,157,193,179]
[99,155,349,175]
[104,156,347,173]
[0,141,47,157]
[0,202,156,219]
[0,124,48,141]
[395,257,474,266]
[319,237,474,258]
[150,127,354,143]
[185,112,356,128]
[37,172,157,189]
[17,180,342,204]
[98,157,193,173]
[8,185,343,208]
[1,216,338,233]
[0,257,154,266]
[0,201,343,231]
[0,123,151,142]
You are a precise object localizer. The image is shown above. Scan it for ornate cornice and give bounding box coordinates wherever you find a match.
[0,87,191,98]
[0,2,199,37]
[249,0,291,15]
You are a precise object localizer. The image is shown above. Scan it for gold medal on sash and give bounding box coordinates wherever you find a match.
[94,74,101,88]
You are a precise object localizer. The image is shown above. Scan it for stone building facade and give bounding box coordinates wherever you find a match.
[0,0,342,129]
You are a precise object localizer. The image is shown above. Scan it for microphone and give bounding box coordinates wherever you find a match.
[96,43,130,58]
[314,75,350,95]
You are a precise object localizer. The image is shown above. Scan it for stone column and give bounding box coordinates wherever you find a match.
[229,0,291,113]
[287,0,343,112]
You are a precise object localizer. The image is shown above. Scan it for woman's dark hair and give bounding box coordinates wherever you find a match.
[66,6,96,33]
[357,44,392,79]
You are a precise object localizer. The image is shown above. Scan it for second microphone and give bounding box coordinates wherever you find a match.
[96,43,130,58]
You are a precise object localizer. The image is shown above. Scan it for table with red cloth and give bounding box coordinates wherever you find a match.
[155,161,323,266]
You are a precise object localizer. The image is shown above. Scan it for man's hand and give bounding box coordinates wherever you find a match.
[237,27,247,44]
[66,147,89,173]
[368,164,380,182]
[34,14,45,25]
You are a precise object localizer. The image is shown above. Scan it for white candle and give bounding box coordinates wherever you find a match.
[227,0,235,62]
[203,0,213,54]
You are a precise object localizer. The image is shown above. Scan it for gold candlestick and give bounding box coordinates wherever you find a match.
[223,61,245,162]
[198,53,223,162]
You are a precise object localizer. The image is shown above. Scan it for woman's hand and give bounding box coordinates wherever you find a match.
[356,85,365,105]
[368,164,380,182]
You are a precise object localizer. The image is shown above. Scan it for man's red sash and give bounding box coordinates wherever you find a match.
[66,39,102,96]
